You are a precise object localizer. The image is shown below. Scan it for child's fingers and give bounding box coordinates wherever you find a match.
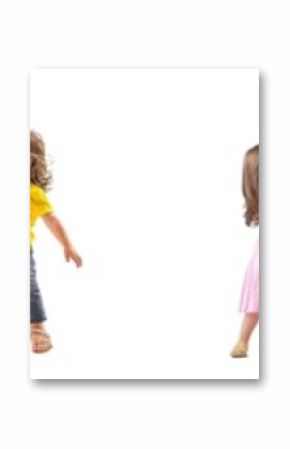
[73,254,83,268]
[64,248,82,267]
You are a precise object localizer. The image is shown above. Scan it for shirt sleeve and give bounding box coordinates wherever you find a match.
[31,185,54,217]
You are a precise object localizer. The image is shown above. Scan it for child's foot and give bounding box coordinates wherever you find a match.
[230,341,248,358]
[31,324,53,353]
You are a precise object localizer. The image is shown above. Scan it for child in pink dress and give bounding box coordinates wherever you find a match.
[231,145,259,358]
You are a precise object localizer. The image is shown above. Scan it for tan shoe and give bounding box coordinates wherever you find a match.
[230,341,248,358]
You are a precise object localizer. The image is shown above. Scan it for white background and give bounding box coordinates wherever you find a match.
[0,0,289,447]
[30,68,259,379]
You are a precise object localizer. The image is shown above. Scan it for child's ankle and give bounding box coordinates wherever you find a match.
[31,322,45,329]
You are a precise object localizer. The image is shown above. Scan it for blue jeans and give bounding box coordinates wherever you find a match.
[30,249,47,323]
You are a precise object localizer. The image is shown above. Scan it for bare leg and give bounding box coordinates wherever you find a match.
[231,313,259,357]
[239,313,259,345]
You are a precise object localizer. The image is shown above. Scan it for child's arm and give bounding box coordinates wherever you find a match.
[42,213,83,268]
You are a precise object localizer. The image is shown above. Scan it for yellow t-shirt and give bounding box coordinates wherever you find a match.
[30,183,54,244]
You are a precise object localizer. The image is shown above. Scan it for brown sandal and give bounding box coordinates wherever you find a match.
[31,327,53,353]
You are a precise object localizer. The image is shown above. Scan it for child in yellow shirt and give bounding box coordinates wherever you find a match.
[30,131,82,353]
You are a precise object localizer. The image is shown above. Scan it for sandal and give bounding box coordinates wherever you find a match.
[230,341,248,358]
[31,327,53,353]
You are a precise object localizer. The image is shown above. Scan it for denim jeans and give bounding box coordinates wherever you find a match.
[30,249,47,323]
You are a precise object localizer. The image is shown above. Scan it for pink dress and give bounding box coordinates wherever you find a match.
[239,239,259,313]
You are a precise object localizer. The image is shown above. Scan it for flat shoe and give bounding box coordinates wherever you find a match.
[230,341,248,358]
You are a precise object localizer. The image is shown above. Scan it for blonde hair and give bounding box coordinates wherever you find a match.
[30,130,52,191]
[242,145,259,226]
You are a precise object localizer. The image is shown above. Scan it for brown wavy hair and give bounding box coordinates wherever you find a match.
[242,144,259,226]
[30,130,52,191]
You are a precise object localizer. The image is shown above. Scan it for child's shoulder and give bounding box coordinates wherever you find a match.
[30,183,48,202]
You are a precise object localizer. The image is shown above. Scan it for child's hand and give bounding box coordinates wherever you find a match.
[64,245,83,268]
[42,213,83,267]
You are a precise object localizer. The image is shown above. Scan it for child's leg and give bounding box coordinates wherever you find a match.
[231,313,259,357]
[239,313,259,345]
[30,250,52,353]
[30,250,47,323]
